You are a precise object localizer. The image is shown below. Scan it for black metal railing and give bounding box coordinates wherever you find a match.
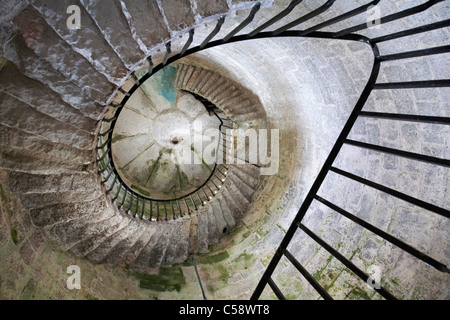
[95,0,450,299]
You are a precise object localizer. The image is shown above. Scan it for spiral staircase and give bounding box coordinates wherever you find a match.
[0,0,449,300]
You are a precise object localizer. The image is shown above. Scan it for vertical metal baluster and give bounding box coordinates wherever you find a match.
[112,182,122,201]
[150,200,153,220]
[183,198,190,215]
[141,199,145,219]
[222,2,262,42]
[180,28,195,56]
[119,189,127,209]
[190,195,197,210]
[164,202,168,220]
[200,16,225,48]
[162,42,172,65]
[127,193,134,213]
[135,196,140,217]
[171,201,175,219]
[176,200,182,218]
[196,192,203,205]
[249,0,303,37]
[156,202,160,221]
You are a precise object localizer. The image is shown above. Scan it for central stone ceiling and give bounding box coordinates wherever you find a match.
[111,65,221,200]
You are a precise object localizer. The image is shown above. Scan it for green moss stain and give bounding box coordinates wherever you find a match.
[131,184,151,197]
[131,267,186,292]
[84,293,99,300]
[196,251,229,265]
[346,287,371,300]
[112,133,130,143]
[233,251,254,264]
[10,229,18,245]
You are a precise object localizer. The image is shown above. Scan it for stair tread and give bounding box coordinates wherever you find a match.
[89,218,148,264]
[130,222,171,272]
[69,215,131,257]
[86,218,142,263]
[14,6,115,102]
[29,198,106,228]
[210,198,229,235]
[0,92,94,150]
[0,124,92,166]
[228,171,257,201]
[220,186,244,221]
[48,206,116,251]
[8,171,97,194]
[161,218,191,266]
[216,193,236,231]
[0,62,99,132]
[118,223,159,267]
[20,189,103,210]
[32,0,129,85]
[4,34,104,118]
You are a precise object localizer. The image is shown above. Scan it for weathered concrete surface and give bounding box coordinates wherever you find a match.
[31,0,128,85]
[80,0,145,68]
[13,5,115,102]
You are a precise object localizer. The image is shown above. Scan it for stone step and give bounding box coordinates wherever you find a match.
[29,198,106,229]
[204,204,220,247]
[232,164,261,190]
[188,214,200,254]
[102,221,151,266]
[174,63,187,88]
[0,124,92,167]
[86,218,143,264]
[208,81,235,104]
[130,221,171,272]
[80,0,146,68]
[181,65,197,89]
[19,189,103,210]
[46,205,116,251]
[0,92,94,150]
[203,76,228,99]
[197,209,210,253]
[121,0,170,53]
[190,70,214,94]
[216,193,236,232]
[213,85,241,105]
[70,214,132,258]
[210,197,229,235]
[0,145,81,174]
[7,171,98,194]
[3,34,105,118]
[117,223,159,268]
[229,169,258,200]
[161,218,191,266]
[185,66,204,91]
[32,0,128,85]
[0,62,99,133]
[198,72,222,97]
[14,6,115,103]
[220,186,244,221]
[222,179,251,220]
